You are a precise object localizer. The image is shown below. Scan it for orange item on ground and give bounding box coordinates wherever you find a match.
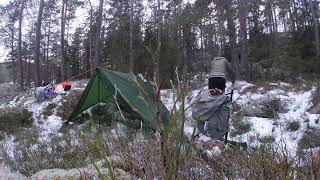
[62,81,72,91]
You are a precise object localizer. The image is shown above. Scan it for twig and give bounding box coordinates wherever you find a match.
[113,84,126,122]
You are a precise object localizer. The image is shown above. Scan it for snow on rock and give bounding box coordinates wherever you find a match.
[226,82,318,153]
[0,160,133,180]
[161,81,320,154]
[161,88,203,113]
[26,95,64,141]
[0,134,16,159]
[0,80,88,177]
[247,117,274,137]
[0,79,319,176]
[0,83,22,107]
[5,80,88,142]
[161,89,176,111]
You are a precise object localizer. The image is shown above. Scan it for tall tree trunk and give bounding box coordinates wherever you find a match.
[61,0,68,81]
[10,23,16,84]
[272,2,279,55]
[87,0,94,75]
[239,0,250,80]
[18,0,26,90]
[293,0,299,29]
[88,31,93,76]
[177,2,185,82]
[304,0,313,26]
[129,0,134,74]
[251,0,260,35]
[225,0,239,78]
[46,17,51,82]
[289,0,296,31]
[200,20,204,81]
[27,49,31,86]
[34,0,45,87]
[217,9,225,56]
[270,1,278,34]
[272,5,278,34]
[94,0,104,69]
[155,0,161,85]
[267,0,274,34]
[182,25,188,83]
[310,0,320,56]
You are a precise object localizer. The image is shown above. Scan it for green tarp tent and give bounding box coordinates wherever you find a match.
[63,68,169,130]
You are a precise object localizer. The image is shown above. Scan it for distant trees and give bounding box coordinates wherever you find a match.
[0,2,18,83]
[34,0,45,87]
[129,0,134,74]
[60,0,68,81]
[310,0,320,57]
[239,0,249,79]
[18,0,26,89]
[0,0,319,87]
[93,0,104,70]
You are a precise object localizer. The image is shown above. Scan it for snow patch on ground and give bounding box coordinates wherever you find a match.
[1,80,319,177]
[247,117,274,137]
[161,81,320,154]
[0,163,25,179]
[24,95,64,142]
[228,82,318,154]
[0,160,128,179]
[0,81,88,178]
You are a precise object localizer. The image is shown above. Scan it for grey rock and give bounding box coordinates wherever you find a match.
[242,97,288,118]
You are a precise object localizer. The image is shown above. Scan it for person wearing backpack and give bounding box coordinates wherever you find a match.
[209,57,236,94]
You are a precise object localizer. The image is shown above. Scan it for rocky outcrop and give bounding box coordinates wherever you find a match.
[240,97,288,118]
[308,87,320,114]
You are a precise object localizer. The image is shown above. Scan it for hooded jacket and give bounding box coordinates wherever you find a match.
[209,57,236,83]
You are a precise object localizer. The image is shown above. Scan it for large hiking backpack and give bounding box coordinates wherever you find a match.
[192,90,232,140]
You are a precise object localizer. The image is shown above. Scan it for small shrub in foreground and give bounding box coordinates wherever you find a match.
[259,135,275,143]
[43,103,56,117]
[287,121,301,131]
[230,116,252,137]
[298,128,320,149]
[57,90,82,119]
[0,107,33,133]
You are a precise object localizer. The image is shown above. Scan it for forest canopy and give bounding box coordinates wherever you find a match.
[0,0,319,88]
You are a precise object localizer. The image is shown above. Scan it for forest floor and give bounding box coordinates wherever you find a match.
[0,79,319,178]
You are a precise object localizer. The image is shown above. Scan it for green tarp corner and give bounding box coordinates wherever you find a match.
[63,68,169,130]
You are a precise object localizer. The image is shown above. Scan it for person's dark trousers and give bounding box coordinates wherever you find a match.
[208,77,226,91]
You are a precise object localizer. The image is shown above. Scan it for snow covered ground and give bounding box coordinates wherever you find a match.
[230,82,319,154]
[0,81,88,178]
[161,81,320,155]
[0,80,319,178]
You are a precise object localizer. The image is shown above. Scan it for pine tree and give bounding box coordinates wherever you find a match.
[34,0,45,86]
[18,0,26,89]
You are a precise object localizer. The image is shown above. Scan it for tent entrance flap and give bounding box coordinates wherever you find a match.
[64,68,169,130]
[68,70,114,121]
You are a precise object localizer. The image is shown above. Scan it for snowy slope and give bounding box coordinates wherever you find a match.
[0,80,319,177]
[0,81,87,178]
[229,82,319,154]
[161,81,320,154]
